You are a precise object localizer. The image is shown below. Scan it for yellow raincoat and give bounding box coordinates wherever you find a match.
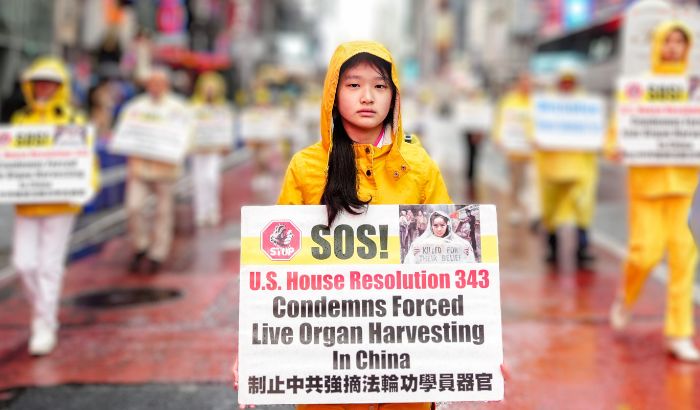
[615,21,698,337]
[12,57,100,217]
[190,71,231,154]
[534,82,598,232]
[492,89,533,161]
[278,41,451,208]
[279,41,448,410]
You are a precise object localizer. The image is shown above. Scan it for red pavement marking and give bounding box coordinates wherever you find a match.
[2,166,700,408]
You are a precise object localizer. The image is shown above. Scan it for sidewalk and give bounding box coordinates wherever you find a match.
[1,157,700,409]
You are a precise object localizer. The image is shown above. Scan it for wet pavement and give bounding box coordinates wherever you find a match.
[1,152,700,410]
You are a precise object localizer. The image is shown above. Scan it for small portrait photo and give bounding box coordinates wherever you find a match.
[54,125,87,147]
[690,75,700,101]
[400,204,481,264]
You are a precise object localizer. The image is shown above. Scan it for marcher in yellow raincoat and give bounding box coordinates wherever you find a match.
[609,21,700,361]
[235,40,452,410]
[11,56,99,355]
[534,70,598,266]
[190,71,231,227]
[493,72,540,229]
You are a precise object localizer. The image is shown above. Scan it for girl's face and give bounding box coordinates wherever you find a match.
[431,217,448,238]
[661,29,689,63]
[32,80,60,102]
[337,62,393,143]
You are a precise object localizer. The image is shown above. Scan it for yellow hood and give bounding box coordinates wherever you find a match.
[21,56,71,113]
[192,71,227,105]
[320,41,403,153]
[651,20,692,75]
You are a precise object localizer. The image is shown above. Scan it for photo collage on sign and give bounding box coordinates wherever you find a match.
[399,204,481,264]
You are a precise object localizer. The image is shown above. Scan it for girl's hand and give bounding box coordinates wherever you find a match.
[500,363,510,382]
[232,356,256,409]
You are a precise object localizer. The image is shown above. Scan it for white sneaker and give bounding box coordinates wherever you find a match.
[609,299,630,331]
[29,320,57,356]
[666,337,700,362]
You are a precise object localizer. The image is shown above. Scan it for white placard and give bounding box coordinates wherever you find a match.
[617,76,700,165]
[454,100,494,132]
[497,107,532,154]
[240,107,286,143]
[238,204,503,405]
[0,124,95,204]
[193,105,235,148]
[533,94,606,151]
[110,104,192,164]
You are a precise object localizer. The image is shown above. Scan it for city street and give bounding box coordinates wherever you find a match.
[1,152,698,409]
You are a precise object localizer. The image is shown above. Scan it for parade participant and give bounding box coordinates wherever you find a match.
[121,67,190,274]
[493,72,539,228]
[609,21,700,361]
[534,69,598,265]
[11,57,99,355]
[404,211,476,264]
[236,40,452,410]
[190,71,231,227]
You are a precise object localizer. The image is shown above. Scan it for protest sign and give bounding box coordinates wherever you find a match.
[533,94,606,151]
[454,100,494,132]
[617,76,700,165]
[110,104,192,164]
[497,107,532,154]
[0,124,95,204]
[238,204,502,404]
[240,107,286,143]
[192,105,235,148]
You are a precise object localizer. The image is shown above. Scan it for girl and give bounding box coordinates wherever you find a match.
[235,40,451,410]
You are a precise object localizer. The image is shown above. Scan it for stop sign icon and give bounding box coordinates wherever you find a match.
[261,220,302,261]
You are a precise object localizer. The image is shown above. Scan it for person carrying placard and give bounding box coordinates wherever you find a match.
[609,21,700,361]
[120,67,191,274]
[11,57,100,355]
[235,40,452,410]
[189,71,232,227]
[492,72,540,229]
[534,69,598,266]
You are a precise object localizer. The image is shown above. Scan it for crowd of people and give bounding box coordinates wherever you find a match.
[3,11,700,410]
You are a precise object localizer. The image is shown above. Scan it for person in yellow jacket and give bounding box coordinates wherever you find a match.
[234,41,451,410]
[493,72,540,229]
[11,57,99,355]
[609,21,700,361]
[534,70,598,266]
[190,71,231,227]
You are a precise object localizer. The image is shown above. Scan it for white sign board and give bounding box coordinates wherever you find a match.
[193,105,235,149]
[498,107,532,154]
[617,76,700,165]
[0,124,95,204]
[454,100,494,132]
[240,107,286,143]
[533,94,606,151]
[110,105,192,164]
[238,204,503,405]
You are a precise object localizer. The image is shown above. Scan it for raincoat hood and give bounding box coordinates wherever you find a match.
[651,20,692,75]
[320,41,404,153]
[21,56,71,113]
[426,210,453,239]
[192,71,226,105]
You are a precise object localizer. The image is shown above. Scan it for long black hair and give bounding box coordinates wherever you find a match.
[321,52,397,228]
